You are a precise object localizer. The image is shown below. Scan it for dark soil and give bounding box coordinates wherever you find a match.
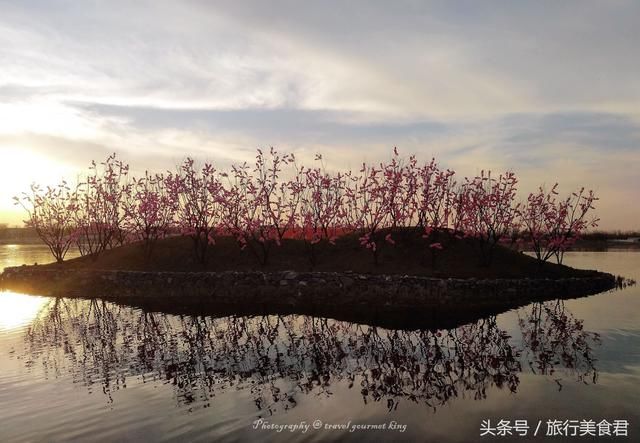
[45,228,599,279]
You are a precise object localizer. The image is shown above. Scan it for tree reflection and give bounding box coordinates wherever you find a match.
[21,298,598,414]
[518,300,600,388]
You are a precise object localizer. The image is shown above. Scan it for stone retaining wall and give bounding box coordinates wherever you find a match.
[0,266,616,311]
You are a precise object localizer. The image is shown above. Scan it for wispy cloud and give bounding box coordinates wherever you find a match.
[0,0,638,228]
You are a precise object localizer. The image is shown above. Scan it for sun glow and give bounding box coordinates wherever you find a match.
[0,101,96,139]
[0,291,50,331]
[0,147,75,224]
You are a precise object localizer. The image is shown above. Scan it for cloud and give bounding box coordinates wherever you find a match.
[3,0,638,119]
[0,1,638,228]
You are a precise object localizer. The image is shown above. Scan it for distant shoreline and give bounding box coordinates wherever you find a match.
[0,227,42,245]
[0,239,45,246]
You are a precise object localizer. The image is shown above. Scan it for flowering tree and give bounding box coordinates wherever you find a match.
[416,162,458,265]
[166,158,223,264]
[344,161,390,264]
[343,149,427,264]
[72,154,129,258]
[298,155,347,265]
[553,188,599,264]
[122,172,177,258]
[220,148,302,266]
[14,148,601,269]
[383,148,418,231]
[415,158,437,228]
[256,148,302,245]
[219,161,260,254]
[14,182,78,263]
[519,184,562,264]
[520,185,599,264]
[460,170,521,265]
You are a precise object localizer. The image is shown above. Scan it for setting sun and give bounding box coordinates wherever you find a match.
[0,147,74,225]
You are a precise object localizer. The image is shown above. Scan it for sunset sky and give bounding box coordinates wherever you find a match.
[1,1,638,229]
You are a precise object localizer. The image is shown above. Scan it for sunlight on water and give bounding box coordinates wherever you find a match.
[0,291,49,331]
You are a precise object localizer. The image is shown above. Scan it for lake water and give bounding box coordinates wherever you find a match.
[0,245,638,442]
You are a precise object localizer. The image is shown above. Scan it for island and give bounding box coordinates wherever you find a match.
[0,228,617,329]
[1,151,621,329]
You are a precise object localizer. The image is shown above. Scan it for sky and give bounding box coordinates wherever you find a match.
[1,0,639,229]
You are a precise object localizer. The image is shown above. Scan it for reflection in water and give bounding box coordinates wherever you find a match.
[615,275,636,289]
[16,297,599,416]
[518,301,599,389]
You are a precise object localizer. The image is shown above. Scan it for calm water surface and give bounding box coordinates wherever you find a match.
[0,245,638,442]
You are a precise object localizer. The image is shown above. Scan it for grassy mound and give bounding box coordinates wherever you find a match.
[47,228,597,279]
